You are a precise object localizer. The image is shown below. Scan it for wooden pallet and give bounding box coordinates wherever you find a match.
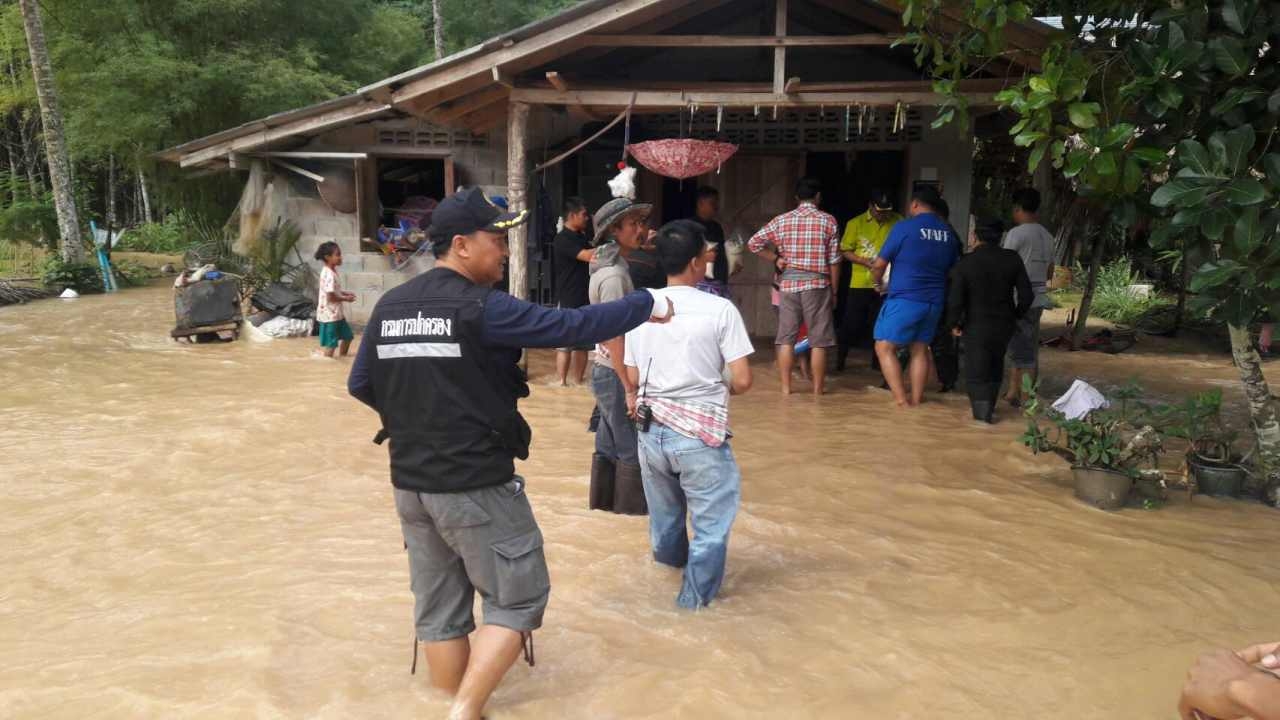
[171,320,241,342]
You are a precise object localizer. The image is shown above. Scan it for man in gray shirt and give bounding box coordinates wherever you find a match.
[1001,188,1055,406]
[587,197,653,515]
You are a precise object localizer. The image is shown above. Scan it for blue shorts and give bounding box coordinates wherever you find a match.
[874,298,943,345]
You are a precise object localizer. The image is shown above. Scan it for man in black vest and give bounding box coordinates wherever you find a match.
[348,187,672,720]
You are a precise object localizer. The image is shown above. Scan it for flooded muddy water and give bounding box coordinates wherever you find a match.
[3,285,1279,719]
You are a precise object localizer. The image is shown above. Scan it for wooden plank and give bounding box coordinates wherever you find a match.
[509,88,998,107]
[180,101,391,167]
[527,78,1013,93]
[491,66,513,88]
[300,145,455,159]
[773,0,788,94]
[456,102,509,133]
[270,159,325,183]
[569,0,737,65]
[506,102,530,301]
[389,0,672,104]
[428,85,510,123]
[545,71,569,92]
[576,33,899,47]
[444,157,455,196]
[252,151,369,159]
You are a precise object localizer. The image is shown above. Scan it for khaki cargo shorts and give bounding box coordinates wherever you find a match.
[394,477,550,642]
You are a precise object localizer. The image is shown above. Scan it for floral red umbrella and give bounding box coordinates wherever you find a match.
[626,139,739,180]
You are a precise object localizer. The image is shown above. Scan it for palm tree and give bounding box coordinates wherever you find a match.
[18,0,83,262]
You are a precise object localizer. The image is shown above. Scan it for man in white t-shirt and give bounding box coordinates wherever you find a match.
[624,219,754,610]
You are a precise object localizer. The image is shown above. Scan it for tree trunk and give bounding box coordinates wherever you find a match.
[1071,227,1104,351]
[138,167,152,223]
[1227,324,1280,503]
[431,0,445,60]
[1172,245,1190,337]
[17,0,82,262]
[506,102,529,300]
[106,152,116,230]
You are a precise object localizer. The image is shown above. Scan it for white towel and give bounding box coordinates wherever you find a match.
[1052,379,1110,420]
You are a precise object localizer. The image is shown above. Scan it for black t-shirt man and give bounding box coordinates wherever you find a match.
[553,227,591,308]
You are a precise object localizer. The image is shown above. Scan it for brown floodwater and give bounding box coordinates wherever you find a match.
[3,285,1279,719]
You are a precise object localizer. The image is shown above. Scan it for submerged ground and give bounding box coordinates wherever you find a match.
[2,285,1278,719]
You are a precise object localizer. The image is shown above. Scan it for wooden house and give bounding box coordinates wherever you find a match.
[161,0,1053,331]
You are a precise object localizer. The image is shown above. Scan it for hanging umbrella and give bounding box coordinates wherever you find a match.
[626,139,739,180]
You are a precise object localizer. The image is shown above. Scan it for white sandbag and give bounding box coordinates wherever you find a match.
[59,288,79,299]
[257,315,314,339]
[608,166,637,200]
[1052,379,1111,420]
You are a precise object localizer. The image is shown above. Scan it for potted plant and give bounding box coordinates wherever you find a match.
[1020,379,1164,510]
[1152,390,1248,498]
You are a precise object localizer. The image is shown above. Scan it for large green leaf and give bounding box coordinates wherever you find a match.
[1172,206,1206,227]
[1157,83,1184,110]
[1095,151,1119,177]
[1209,125,1256,177]
[1270,89,1280,114]
[1211,87,1266,116]
[1068,102,1099,128]
[1264,154,1280,187]
[1014,130,1046,147]
[1221,0,1254,35]
[1151,177,1216,208]
[1028,143,1048,173]
[1190,260,1245,292]
[1177,140,1215,177]
[1099,123,1136,149]
[1132,147,1168,164]
[1224,178,1268,205]
[1200,207,1233,241]
[1122,156,1144,195]
[1167,20,1187,53]
[1029,76,1052,94]
[1234,206,1263,254]
[1064,150,1089,178]
[1209,37,1249,77]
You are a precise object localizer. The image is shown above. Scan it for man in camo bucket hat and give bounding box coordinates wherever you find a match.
[587,196,653,515]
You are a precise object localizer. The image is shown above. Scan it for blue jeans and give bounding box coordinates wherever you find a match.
[637,424,741,609]
[591,364,638,465]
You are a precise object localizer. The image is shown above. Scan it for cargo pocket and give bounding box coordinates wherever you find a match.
[490,528,550,607]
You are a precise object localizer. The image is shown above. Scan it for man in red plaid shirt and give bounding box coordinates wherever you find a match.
[747,177,841,395]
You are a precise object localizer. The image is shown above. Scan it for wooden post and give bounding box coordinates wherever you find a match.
[506,101,530,300]
[773,0,788,94]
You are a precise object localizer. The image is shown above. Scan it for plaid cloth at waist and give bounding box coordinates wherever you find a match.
[647,397,731,448]
[747,202,839,293]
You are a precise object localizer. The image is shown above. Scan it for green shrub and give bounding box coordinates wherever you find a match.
[112,259,159,287]
[41,256,104,293]
[1074,257,1170,326]
[117,210,199,253]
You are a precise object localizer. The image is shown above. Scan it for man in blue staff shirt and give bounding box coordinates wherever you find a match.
[870,186,960,408]
[347,187,672,720]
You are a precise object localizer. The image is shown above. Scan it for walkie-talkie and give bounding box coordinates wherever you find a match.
[635,357,654,432]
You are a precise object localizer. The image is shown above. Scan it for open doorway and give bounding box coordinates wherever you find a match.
[805,150,905,315]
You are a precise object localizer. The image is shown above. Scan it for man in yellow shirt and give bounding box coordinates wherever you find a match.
[837,190,902,372]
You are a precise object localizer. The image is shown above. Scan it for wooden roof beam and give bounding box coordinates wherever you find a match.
[422,85,510,124]
[509,88,1000,108]
[575,33,900,47]
[773,0,788,94]
[179,100,391,167]
[388,0,675,105]
[546,72,570,92]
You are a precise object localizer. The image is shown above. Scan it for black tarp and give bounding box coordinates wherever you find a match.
[252,282,315,320]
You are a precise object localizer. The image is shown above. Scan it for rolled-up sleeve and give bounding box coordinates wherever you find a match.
[482,290,655,349]
[747,218,777,253]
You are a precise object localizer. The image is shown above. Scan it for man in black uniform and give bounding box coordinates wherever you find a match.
[944,217,1034,423]
[348,187,672,720]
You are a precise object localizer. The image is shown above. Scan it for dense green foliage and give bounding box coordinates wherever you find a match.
[40,254,101,292]
[0,0,577,249]
[116,210,199,253]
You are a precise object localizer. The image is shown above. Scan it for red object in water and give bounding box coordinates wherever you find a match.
[626,139,739,180]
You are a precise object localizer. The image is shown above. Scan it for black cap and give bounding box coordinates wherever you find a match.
[870,189,894,211]
[429,187,527,246]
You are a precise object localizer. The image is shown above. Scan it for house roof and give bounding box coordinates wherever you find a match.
[162,0,1058,168]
